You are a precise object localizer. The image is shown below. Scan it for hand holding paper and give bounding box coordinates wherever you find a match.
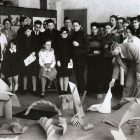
[24,53,36,66]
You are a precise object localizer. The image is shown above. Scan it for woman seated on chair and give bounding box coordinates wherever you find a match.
[38,39,57,97]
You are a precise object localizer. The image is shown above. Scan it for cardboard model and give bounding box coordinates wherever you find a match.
[111,128,127,140]
[68,81,85,117]
[87,88,112,113]
[103,101,140,128]
[38,117,67,140]
[0,79,20,118]
[59,94,73,110]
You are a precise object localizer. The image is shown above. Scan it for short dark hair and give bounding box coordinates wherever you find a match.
[132,17,140,22]
[43,39,52,45]
[105,22,112,27]
[43,19,48,25]
[23,25,32,32]
[47,19,54,25]
[34,20,42,25]
[3,18,12,25]
[90,22,99,29]
[10,38,17,45]
[110,15,118,21]
[60,27,69,34]
[126,26,135,35]
[117,17,125,23]
[64,17,71,21]
[72,20,81,25]
[20,16,27,23]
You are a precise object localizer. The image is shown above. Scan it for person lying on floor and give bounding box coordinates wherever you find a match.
[109,41,140,110]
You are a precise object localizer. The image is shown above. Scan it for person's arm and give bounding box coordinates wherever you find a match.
[38,51,45,68]
[50,51,56,69]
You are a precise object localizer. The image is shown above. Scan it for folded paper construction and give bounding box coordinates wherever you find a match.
[103,101,140,128]
[0,79,20,118]
[87,88,112,113]
[38,117,67,140]
[68,81,85,117]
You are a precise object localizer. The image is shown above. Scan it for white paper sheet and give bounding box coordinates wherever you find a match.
[87,88,112,113]
[24,54,36,66]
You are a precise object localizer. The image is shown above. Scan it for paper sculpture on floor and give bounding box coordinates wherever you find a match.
[68,81,85,117]
[87,88,112,113]
[24,100,62,116]
[59,94,73,110]
[38,116,67,140]
[0,79,20,118]
[111,128,127,140]
[103,101,140,128]
[0,119,28,135]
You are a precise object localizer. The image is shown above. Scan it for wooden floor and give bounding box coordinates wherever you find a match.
[0,91,140,140]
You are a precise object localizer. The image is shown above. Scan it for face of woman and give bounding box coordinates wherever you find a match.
[4,21,11,29]
[25,29,32,37]
[126,29,133,38]
[110,17,117,26]
[44,41,52,50]
[10,42,16,50]
[73,22,81,32]
[61,31,68,38]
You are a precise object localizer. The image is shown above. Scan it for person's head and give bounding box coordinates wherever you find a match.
[9,39,17,50]
[43,20,48,30]
[111,42,121,56]
[110,15,118,26]
[72,20,81,32]
[125,26,134,38]
[105,23,112,34]
[47,19,55,30]
[60,27,69,39]
[132,17,140,29]
[3,18,12,29]
[34,20,42,32]
[117,17,125,29]
[43,40,52,50]
[20,16,28,27]
[90,22,99,35]
[123,20,130,30]
[24,25,32,37]
[64,17,72,29]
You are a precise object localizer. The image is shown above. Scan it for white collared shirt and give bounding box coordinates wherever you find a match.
[9,48,17,53]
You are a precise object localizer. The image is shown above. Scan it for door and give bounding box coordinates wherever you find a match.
[64,9,87,33]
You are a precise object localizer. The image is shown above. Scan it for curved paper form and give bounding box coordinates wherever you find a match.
[24,100,62,116]
[38,117,67,140]
[87,88,112,113]
[103,101,140,128]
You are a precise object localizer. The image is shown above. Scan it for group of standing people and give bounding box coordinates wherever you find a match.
[0,16,88,97]
[1,14,140,104]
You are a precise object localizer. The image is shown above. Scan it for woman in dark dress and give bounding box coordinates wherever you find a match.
[1,39,20,92]
[19,25,39,94]
[56,27,73,94]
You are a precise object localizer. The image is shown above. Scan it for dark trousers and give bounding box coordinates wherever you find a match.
[73,55,86,93]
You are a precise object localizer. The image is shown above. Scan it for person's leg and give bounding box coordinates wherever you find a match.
[13,75,19,91]
[64,77,69,92]
[32,75,37,92]
[41,77,47,97]
[120,66,136,103]
[8,77,13,91]
[59,77,64,91]
[23,76,28,92]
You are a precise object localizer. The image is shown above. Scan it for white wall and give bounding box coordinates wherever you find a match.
[19,0,40,8]
[55,0,140,34]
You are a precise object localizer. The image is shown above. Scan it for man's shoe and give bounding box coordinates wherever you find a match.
[112,103,123,110]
